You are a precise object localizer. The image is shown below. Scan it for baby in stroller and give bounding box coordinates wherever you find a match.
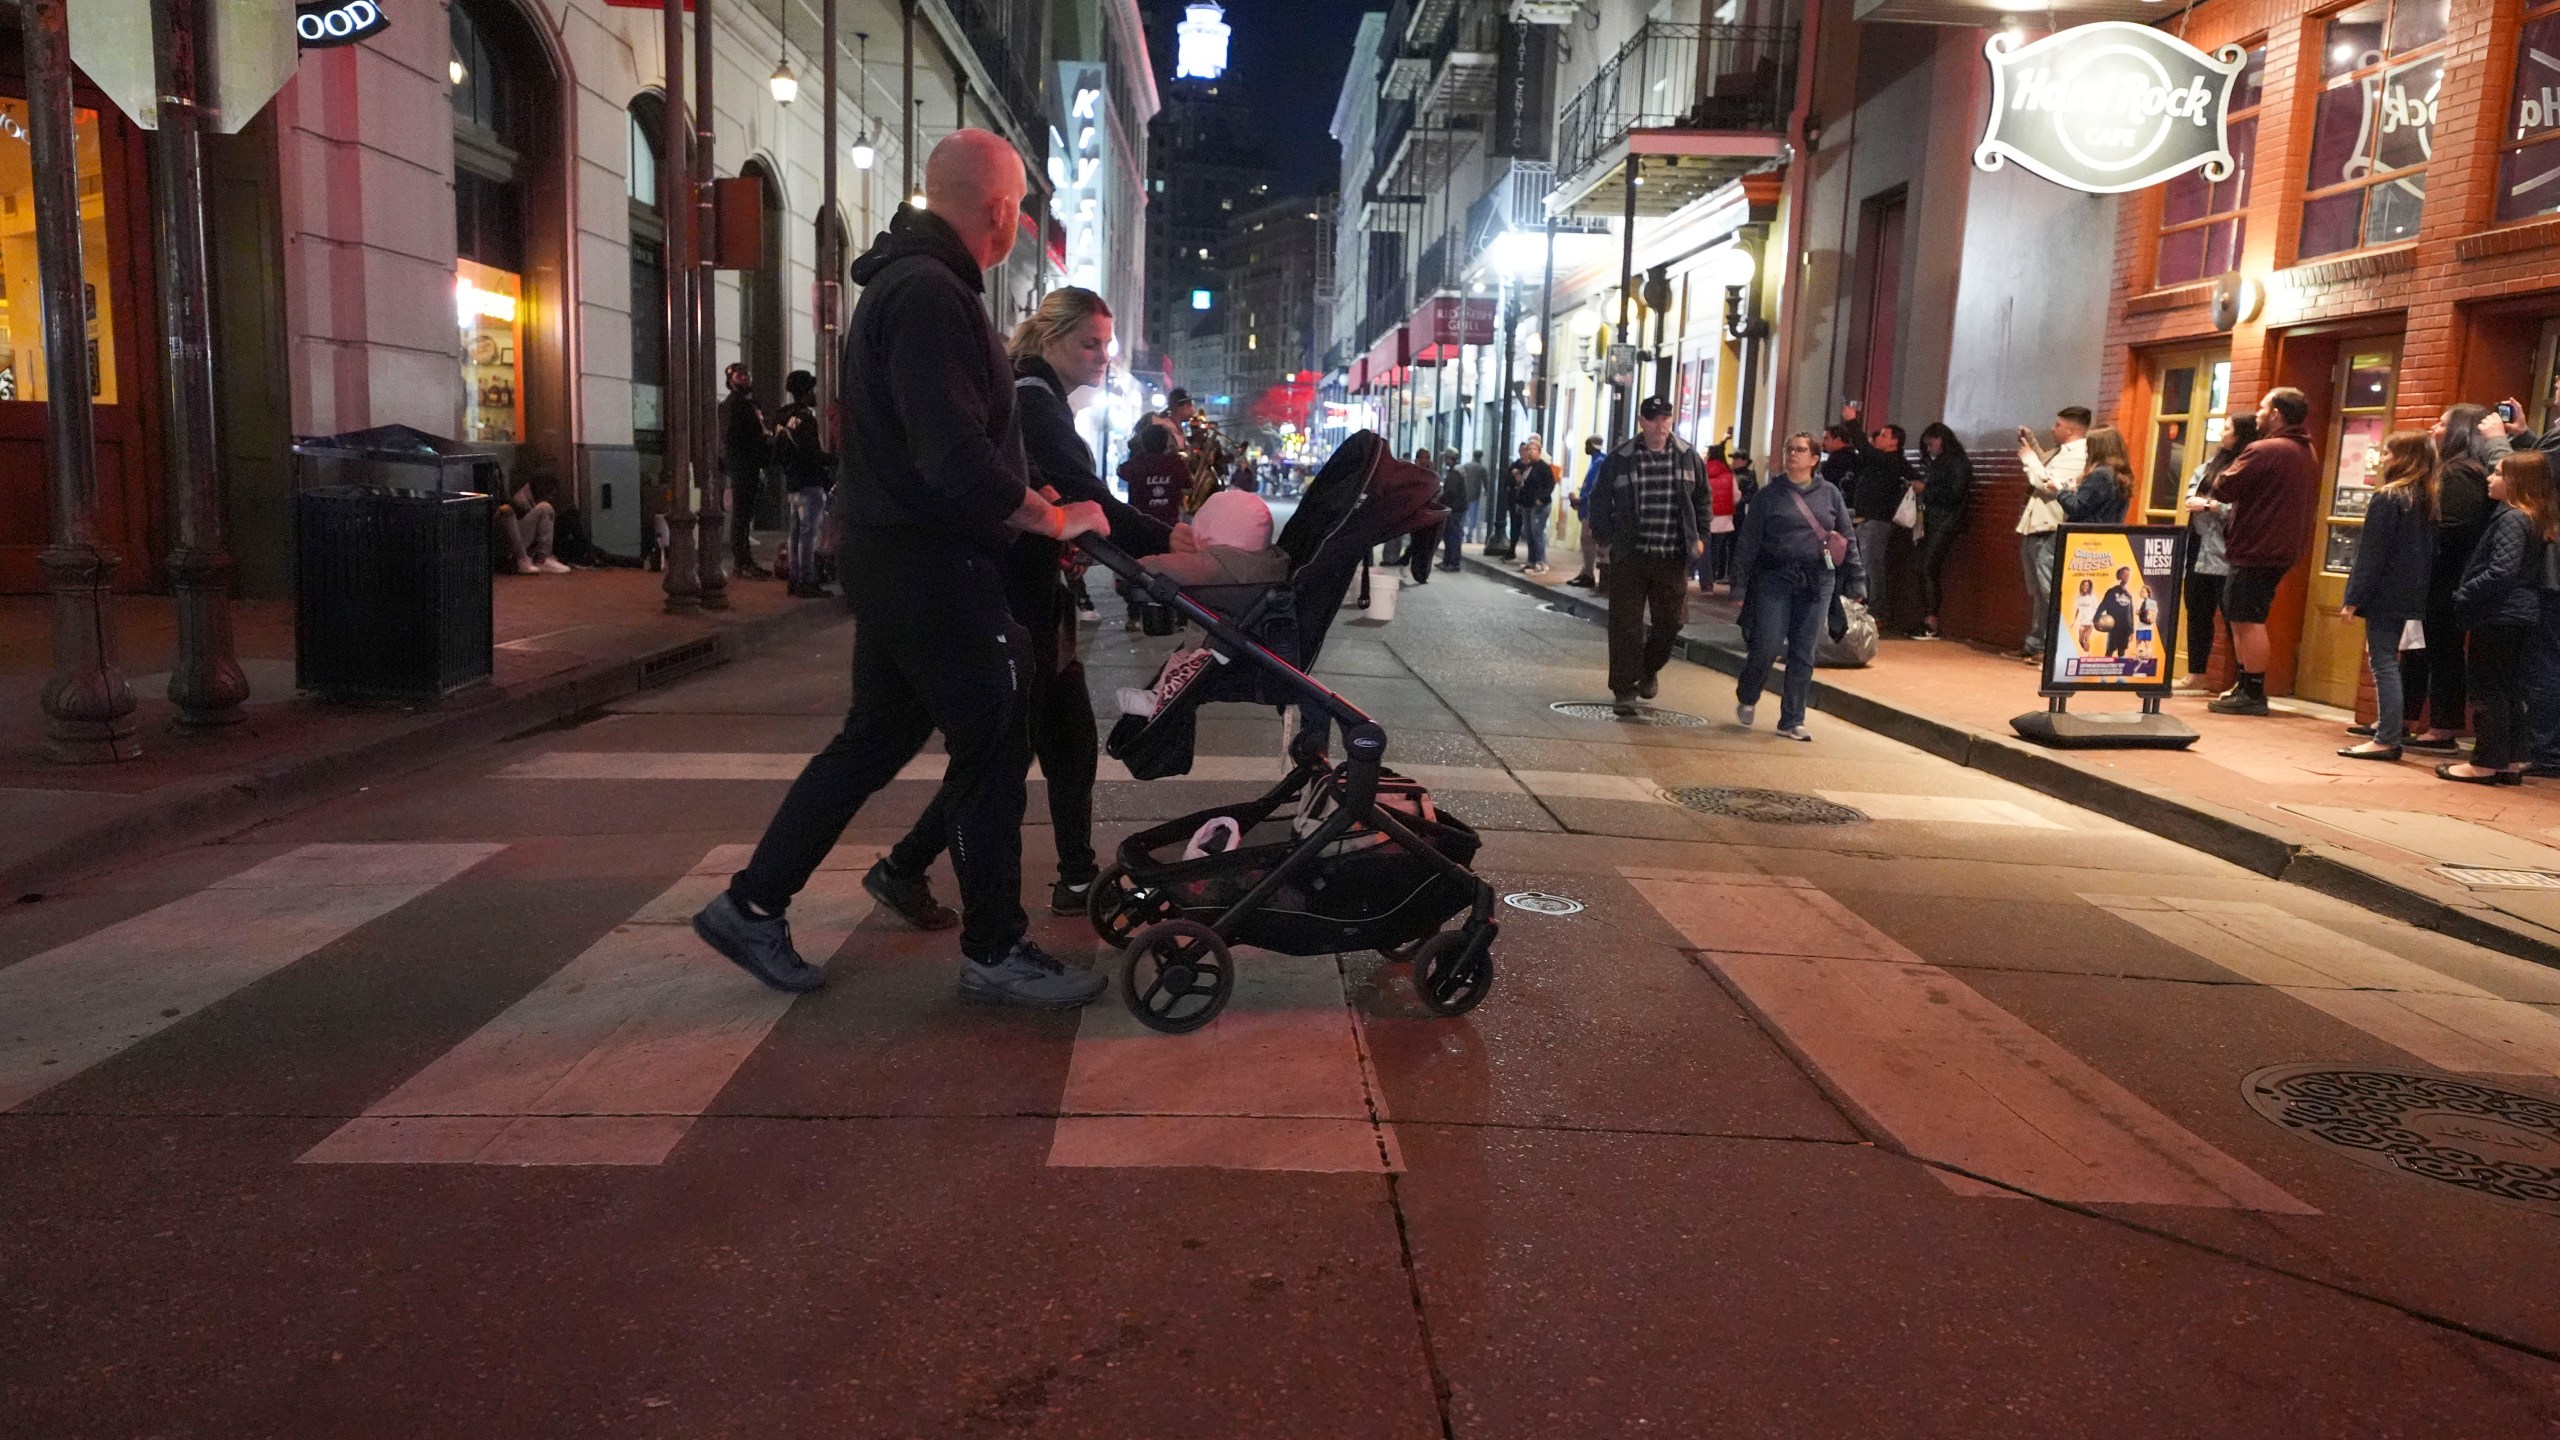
[1116,491,1289,720]
[1073,431,1503,1034]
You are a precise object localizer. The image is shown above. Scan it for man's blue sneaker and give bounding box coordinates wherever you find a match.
[692,890,827,993]
[958,937,1106,1009]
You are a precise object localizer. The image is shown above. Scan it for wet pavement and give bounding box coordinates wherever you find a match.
[5,568,2560,1436]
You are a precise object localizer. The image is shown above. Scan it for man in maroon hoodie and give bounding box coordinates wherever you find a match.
[2206,387,2318,715]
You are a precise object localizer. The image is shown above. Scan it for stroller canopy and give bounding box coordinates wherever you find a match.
[1277,431,1445,663]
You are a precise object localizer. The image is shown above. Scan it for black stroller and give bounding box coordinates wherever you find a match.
[1073,431,1499,1034]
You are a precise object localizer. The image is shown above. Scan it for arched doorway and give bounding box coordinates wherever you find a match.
[737,156,787,529]
[450,0,569,492]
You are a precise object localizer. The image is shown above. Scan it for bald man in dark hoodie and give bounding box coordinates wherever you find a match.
[693,131,1111,1009]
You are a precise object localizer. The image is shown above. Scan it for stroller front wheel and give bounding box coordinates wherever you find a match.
[1413,930,1494,1018]
[1088,865,1171,947]
[1120,920,1235,1034]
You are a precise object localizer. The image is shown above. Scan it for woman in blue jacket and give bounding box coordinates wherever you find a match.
[1733,432,1866,741]
[2338,433,2438,761]
[2441,450,2557,785]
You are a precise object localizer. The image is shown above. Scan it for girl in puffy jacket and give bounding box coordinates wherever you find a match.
[2441,450,2558,785]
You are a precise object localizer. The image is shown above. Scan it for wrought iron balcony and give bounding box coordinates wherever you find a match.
[942,0,1046,146]
[1549,19,1797,218]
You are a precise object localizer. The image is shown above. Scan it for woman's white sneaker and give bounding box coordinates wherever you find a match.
[1777,725,1812,742]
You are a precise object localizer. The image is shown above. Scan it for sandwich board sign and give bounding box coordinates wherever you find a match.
[1975,22,2247,195]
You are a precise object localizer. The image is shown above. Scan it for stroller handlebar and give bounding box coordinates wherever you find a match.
[1073,532,1387,766]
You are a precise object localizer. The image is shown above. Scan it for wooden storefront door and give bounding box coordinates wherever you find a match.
[2138,347,2230,679]
[0,69,161,593]
[2296,341,2402,708]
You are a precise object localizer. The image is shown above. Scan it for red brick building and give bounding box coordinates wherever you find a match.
[2105,0,2560,706]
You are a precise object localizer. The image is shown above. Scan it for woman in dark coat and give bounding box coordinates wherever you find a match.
[2407,403,2499,751]
[1733,432,1867,741]
[2338,432,2439,761]
[1912,423,1971,639]
[2440,450,2556,785]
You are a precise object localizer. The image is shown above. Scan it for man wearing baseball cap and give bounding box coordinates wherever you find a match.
[1586,396,1710,714]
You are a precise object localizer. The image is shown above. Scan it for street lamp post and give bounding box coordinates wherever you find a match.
[694,0,727,610]
[819,3,842,453]
[24,0,136,762]
[152,0,248,731]
[1611,155,1639,442]
[660,0,699,613]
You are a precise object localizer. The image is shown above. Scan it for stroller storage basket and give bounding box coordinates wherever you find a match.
[1108,764,1480,958]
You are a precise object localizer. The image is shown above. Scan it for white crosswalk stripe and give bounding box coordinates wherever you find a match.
[2089,894,2560,1076]
[0,844,505,1112]
[1628,868,2313,1211]
[1050,954,1401,1174]
[302,844,878,1167]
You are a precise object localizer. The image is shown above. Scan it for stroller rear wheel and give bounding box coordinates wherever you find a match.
[1088,865,1174,947]
[1412,930,1493,1017]
[1119,919,1235,1034]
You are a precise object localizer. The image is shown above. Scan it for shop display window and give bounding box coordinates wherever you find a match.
[456,257,522,444]
[2299,0,2447,259]
[2497,4,2560,222]
[0,98,118,404]
[2155,47,2263,287]
[2320,347,2398,574]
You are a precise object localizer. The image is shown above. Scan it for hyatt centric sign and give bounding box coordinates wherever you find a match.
[1975,22,2246,195]
[297,0,390,48]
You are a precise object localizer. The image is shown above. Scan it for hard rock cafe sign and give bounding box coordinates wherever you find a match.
[1975,22,2248,195]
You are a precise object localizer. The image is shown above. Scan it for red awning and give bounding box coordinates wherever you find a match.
[1348,357,1369,392]
[1363,325,1409,390]
[1407,296,1497,364]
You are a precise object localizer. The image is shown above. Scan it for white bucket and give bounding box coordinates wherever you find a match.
[1360,571,1400,624]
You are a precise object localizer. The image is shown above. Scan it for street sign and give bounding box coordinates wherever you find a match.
[1974,22,2246,195]
[70,0,297,134]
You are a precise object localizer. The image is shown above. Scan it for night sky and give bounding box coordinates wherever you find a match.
[1143,0,1378,197]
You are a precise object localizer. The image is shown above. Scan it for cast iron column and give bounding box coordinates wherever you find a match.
[152,0,247,730]
[660,0,699,611]
[900,1,916,203]
[1496,275,1515,515]
[1534,211,1555,440]
[26,0,135,761]
[694,0,729,610]
[819,0,841,450]
[1612,155,1639,443]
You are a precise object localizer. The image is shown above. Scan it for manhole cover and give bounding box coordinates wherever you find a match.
[1550,701,1709,728]
[1503,891,1584,915]
[1666,787,1869,825]
[2432,865,2560,890]
[2244,1064,2560,1216]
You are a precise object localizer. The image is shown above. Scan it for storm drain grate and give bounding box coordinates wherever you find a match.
[637,638,720,689]
[1503,891,1585,916]
[1550,701,1709,728]
[2431,865,2560,890]
[1667,786,1869,825]
[2244,1064,2560,1216]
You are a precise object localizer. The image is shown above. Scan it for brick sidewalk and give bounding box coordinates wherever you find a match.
[1462,546,2560,967]
[0,566,837,893]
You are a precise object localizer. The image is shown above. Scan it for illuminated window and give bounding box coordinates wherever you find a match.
[456,259,523,444]
[1192,289,1213,310]
[2299,0,2448,259]
[0,100,118,404]
[2155,46,2263,286]
[2496,0,2560,221]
